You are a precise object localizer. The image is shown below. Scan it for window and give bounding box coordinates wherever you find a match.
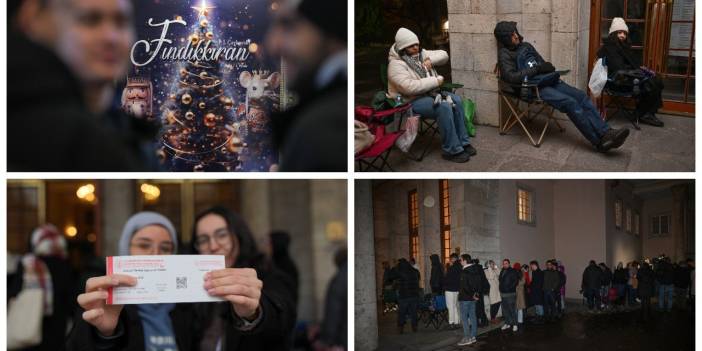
[408,189,419,260]
[625,208,632,233]
[651,213,671,237]
[439,180,451,264]
[634,212,640,236]
[516,186,534,225]
[614,199,623,230]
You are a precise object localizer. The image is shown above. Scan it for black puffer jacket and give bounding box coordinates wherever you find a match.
[582,263,603,290]
[601,266,613,286]
[498,267,520,294]
[597,36,640,77]
[459,264,484,301]
[637,264,655,298]
[613,267,628,285]
[656,261,675,285]
[429,254,444,293]
[494,21,541,86]
[444,261,462,292]
[388,259,421,299]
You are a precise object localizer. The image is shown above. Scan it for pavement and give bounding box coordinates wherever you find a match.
[376,300,694,351]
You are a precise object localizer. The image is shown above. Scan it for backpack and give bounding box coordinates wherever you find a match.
[516,44,560,87]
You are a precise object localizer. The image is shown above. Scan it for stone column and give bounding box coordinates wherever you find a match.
[551,0,590,89]
[355,180,378,351]
[671,184,688,262]
[100,180,135,256]
[462,180,501,263]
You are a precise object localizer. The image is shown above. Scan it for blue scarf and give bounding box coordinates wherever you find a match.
[137,303,178,351]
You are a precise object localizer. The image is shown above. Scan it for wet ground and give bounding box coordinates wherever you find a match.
[376,301,694,351]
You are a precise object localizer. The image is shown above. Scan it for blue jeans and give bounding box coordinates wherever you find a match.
[626,284,637,305]
[584,288,600,309]
[411,92,470,155]
[501,293,517,326]
[658,284,674,311]
[539,81,610,146]
[459,300,477,339]
[534,304,544,316]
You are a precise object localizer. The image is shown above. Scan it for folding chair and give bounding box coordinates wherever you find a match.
[597,63,645,130]
[423,294,448,330]
[354,105,409,171]
[495,63,565,147]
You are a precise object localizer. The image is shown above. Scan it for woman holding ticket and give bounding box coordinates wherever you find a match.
[67,211,295,351]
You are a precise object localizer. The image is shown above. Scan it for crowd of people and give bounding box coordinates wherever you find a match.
[7,207,347,351]
[381,252,694,347]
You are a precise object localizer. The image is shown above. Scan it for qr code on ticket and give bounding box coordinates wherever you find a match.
[176,276,187,289]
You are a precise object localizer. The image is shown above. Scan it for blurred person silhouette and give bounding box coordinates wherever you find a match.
[312,248,347,351]
[8,0,159,171]
[190,206,297,351]
[270,230,300,305]
[266,0,347,171]
[8,224,77,351]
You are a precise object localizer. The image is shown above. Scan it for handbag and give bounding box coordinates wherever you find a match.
[7,256,47,350]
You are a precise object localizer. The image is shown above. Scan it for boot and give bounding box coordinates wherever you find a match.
[597,128,630,152]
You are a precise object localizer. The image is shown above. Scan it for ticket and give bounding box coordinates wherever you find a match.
[106,255,225,305]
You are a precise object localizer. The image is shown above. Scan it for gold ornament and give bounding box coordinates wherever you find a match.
[180,68,188,77]
[165,110,177,124]
[189,34,199,45]
[227,135,244,153]
[223,97,233,110]
[185,111,194,120]
[181,93,192,105]
[198,101,206,109]
[204,113,217,128]
[199,71,208,79]
[200,20,209,28]
[169,94,177,101]
[206,32,214,40]
[175,15,183,21]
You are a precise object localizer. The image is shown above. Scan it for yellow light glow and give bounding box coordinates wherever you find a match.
[249,43,259,53]
[141,183,161,201]
[443,21,449,30]
[76,183,95,199]
[65,226,77,237]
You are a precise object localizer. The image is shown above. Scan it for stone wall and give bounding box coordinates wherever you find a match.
[447,0,590,126]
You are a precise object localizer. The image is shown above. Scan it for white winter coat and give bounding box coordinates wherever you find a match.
[485,266,502,304]
[387,45,449,102]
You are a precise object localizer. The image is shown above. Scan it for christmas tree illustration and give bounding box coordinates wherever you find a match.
[159,0,244,171]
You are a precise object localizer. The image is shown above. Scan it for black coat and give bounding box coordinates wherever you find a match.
[319,263,346,347]
[273,74,346,171]
[613,268,628,285]
[498,267,519,294]
[494,22,541,87]
[637,265,655,298]
[674,266,691,289]
[388,261,420,299]
[444,261,462,292]
[459,264,484,301]
[66,265,295,351]
[429,254,444,293]
[601,267,613,286]
[656,261,675,285]
[582,264,603,290]
[8,31,156,171]
[597,37,640,77]
[529,269,544,305]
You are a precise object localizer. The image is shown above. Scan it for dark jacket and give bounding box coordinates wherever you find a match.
[529,269,544,305]
[429,254,444,293]
[597,36,640,77]
[582,263,603,290]
[494,21,542,86]
[543,269,560,292]
[601,266,613,286]
[8,31,155,171]
[673,265,691,289]
[444,261,462,292]
[388,260,420,299]
[273,74,346,171]
[656,261,675,285]
[498,267,519,294]
[613,268,628,285]
[637,264,655,298]
[459,264,484,301]
[319,263,347,348]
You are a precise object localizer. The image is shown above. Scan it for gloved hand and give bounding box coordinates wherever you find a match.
[538,62,556,74]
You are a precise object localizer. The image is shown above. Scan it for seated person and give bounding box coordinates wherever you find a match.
[494,21,629,153]
[597,17,664,127]
[387,27,475,163]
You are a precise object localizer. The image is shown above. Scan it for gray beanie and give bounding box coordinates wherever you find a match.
[118,212,178,256]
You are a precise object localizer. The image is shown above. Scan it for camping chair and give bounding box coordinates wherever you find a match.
[495,63,566,147]
[354,104,409,171]
[423,294,448,330]
[380,64,463,161]
[596,59,645,130]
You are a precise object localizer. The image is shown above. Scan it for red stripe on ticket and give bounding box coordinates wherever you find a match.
[106,256,114,305]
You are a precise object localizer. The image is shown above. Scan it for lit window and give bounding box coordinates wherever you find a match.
[651,214,671,237]
[408,190,419,260]
[439,180,451,264]
[625,208,632,233]
[516,186,534,225]
[634,212,640,236]
[614,199,622,230]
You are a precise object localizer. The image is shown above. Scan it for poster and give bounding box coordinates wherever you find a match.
[122,0,284,172]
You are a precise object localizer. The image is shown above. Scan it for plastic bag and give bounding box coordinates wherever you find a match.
[463,99,476,137]
[354,120,375,154]
[588,58,608,98]
[395,115,419,153]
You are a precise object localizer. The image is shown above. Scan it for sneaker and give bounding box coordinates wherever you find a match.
[597,128,630,152]
[513,325,518,332]
[463,144,477,156]
[457,337,471,346]
[501,324,510,330]
[467,337,477,345]
[640,113,664,127]
[441,150,470,163]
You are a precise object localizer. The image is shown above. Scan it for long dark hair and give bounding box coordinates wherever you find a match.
[190,205,264,269]
[608,31,631,48]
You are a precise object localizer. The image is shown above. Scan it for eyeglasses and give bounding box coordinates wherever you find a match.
[130,241,175,255]
[195,230,231,250]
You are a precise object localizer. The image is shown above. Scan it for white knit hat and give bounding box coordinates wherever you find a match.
[395,27,419,51]
[609,17,629,34]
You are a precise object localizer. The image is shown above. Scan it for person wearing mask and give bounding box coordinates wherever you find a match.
[387,27,475,163]
[429,254,445,295]
[513,263,526,328]
[444,254,462,329]
[612,262,628,306]
[542,260,560,321]
[456,254,483,346]
[8,0,158,171]
[266,0,346,171]
[656,257,675,312]
[597,17,664,127]
[387,259,421,334]
[637,262,655,321]
[581,260,603,311]
[269,231,300,305]
[485,260,502,324]
[498,259,519,332]
[528,261,544,323]
[493,21,629,152]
